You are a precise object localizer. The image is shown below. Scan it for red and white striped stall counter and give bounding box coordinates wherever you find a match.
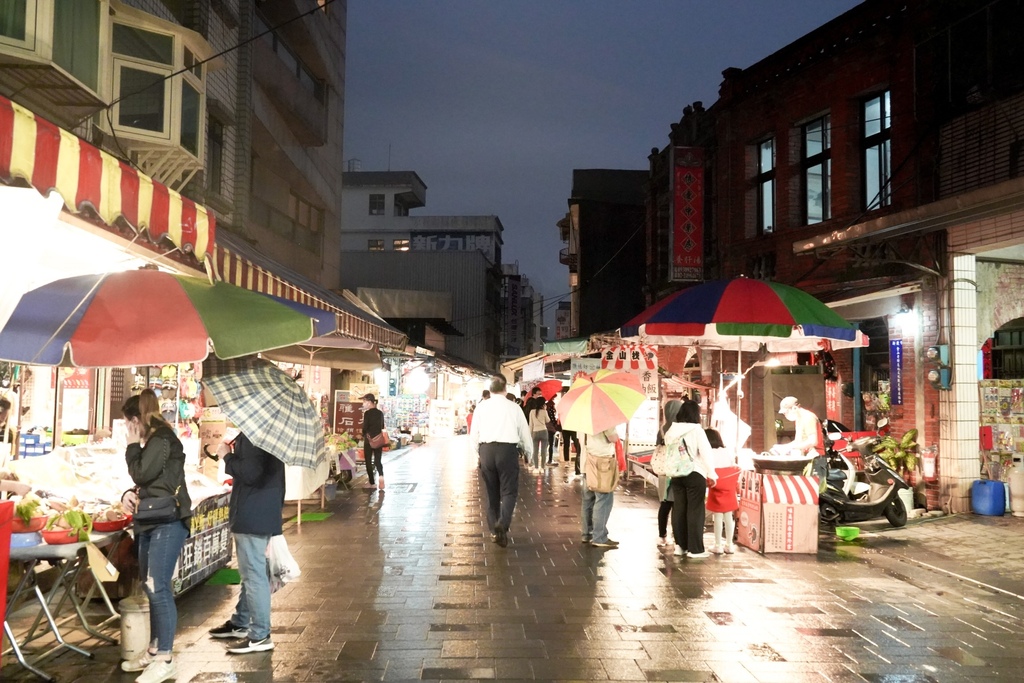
[737,470,820,554]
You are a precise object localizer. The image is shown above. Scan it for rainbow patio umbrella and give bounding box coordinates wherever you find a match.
[0,270,318,367]
[620,278,867,352]
[556,369,646,435]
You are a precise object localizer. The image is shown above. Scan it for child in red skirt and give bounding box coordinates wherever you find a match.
[705,429,740,554]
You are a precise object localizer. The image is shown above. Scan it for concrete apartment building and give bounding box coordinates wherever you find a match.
[339,170,506,371]
[0,0,346,288]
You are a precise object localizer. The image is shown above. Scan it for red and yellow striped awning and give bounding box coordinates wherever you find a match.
[0,95,215,260]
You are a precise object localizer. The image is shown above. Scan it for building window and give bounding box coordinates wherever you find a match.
[393,239,410,251]
[754,138,775,235]
[368,194,385,216]
[0,1,102,92]
[288,192,324,252]
[255,14,326,103]
[368,239,384,251]
[393,198,408,216]
[206,118,223,194]
[111,19,206,159]
[863,91,892,210]
[803,115,831,224]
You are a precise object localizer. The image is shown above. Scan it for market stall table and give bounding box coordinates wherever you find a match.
[4,531,122,681]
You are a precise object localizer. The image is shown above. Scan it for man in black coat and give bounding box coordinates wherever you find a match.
[207,432,284,654]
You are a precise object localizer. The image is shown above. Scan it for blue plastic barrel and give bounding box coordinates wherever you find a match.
[972,480,1006,516]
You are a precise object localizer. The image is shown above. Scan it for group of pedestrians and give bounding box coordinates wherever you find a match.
[470,376,741,558]
[119,389,284,683]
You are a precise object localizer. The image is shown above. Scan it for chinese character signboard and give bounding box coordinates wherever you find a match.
[599,345,660,448]
[671,147,704,281]
[889,340,903,406]
[173,492,231,595]
[334,392,364,440]
[555,305,571,339]
[570,357,602,382]
[505,275,522,357]
[825,380,840,421]
[410,232,497,262]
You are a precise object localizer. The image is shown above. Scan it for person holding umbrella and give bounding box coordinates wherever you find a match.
[207,432,284,654]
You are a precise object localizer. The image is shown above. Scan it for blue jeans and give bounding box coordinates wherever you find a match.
[581,476,614,543]
[231,533,272,641]
[478,442,520,532]
[137,520,189,654]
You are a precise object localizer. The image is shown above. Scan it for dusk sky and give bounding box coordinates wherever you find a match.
[343,1,863,326]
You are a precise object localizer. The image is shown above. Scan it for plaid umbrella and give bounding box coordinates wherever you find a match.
[203,358,326,470]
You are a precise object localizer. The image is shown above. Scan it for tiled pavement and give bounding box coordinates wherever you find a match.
[6,436,1024,682]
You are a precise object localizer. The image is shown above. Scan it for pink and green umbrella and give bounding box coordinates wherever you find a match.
[0,270,317,367]
[556,369,646,435]
[620,278,867,352]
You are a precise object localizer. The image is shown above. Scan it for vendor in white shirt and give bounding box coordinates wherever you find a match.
[777,396,822,456]
[469,375,534,548]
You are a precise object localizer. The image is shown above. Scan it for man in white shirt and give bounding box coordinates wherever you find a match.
[469,375,534,547]
[778,396,822,456]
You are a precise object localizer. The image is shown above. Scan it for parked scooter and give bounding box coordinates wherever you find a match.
[815,419,910,528]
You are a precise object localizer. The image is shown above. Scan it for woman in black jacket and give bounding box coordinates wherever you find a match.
[120,389,191,683]
[361,393,386,489]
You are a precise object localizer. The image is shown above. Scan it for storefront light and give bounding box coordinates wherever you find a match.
[894,305,916,337]
[405,367,431,395]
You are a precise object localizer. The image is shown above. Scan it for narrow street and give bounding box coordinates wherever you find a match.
[6,436,1024,682]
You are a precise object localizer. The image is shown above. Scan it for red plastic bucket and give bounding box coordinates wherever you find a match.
[0,500,13,627]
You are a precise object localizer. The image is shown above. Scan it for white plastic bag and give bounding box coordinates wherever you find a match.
[266,534,301,593]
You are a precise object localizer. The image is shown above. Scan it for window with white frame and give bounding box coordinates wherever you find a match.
[803,114,831,224]
[111,19,205,158]
[863,91,891,210]
[0,1,102,93]
[755,138,775,235]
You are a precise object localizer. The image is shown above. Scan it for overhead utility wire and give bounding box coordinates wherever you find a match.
[74,0,341,129]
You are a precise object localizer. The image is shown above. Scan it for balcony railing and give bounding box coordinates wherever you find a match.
[559,247,578,271]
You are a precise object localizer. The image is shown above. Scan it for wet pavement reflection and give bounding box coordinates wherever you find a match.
[5,435,1024,682]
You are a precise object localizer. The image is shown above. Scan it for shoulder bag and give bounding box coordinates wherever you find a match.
[650,444,667,476]
[134,486,181,525]
[368,430,388,449]
[585,455,618,493]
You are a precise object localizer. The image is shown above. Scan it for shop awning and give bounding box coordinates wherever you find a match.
[543,337,590,355]
[214,231,408,351]
[0,95,215,260]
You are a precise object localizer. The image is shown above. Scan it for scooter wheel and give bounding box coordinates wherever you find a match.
[884,496,908,527]
[819,502,840,524]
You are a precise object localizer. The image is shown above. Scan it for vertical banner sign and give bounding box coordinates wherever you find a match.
[505,275,522,357]
[824,380,840,421]
[671,147,704,281]
[889,340,904,406]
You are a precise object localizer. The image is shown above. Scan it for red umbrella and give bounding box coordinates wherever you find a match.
[537,379,563,401]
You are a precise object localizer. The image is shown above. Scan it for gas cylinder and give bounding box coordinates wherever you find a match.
[119,594,150,661]
[1009,463,1024,518]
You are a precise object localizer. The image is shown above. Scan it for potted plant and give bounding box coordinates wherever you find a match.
[874,428,921,509]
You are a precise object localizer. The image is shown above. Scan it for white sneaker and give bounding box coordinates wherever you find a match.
[724,544,736,555]
[687,550,711,559]
[121,651,154,673]
[711,544,724,555]
[673,544,685,556]
[135,658,177,683]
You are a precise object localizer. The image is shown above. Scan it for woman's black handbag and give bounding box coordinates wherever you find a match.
[134,489,180,525]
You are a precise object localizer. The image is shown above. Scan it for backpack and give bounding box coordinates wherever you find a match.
[650,445,667,476]
[663,434,695,478]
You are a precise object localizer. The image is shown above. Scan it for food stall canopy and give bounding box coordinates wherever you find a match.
[0,95,214,260]
[214,230,407,351]
[543,337,590,355]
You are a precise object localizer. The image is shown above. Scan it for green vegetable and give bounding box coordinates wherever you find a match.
[15,497,40,525]
[46,510,93,542]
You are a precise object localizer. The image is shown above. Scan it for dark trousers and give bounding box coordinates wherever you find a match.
[478,442,520,532]
[670,472,708,553]
[363,443,383,482]
[657,500,673,538]
[561,430,580,469]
